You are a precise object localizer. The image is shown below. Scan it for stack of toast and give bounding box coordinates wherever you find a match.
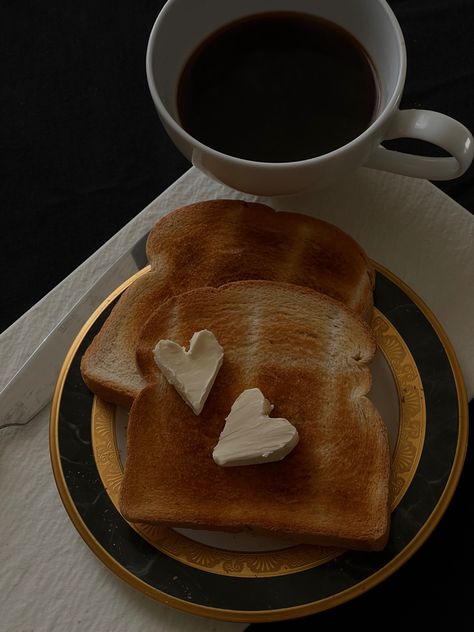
[81,199,390,551]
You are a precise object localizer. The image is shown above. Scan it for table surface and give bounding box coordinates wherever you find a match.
[1,1,473,629]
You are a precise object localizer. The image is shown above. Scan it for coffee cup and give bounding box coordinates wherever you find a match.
[146,0,473,196]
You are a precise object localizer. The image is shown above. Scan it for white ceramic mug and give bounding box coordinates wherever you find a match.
[146,0,474,196]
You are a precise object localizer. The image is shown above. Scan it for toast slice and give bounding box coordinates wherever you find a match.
[80,200,375,409]
[120,281,390,551]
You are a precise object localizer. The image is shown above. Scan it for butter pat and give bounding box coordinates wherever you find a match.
[213,388,299,467]
[154,330,224,415]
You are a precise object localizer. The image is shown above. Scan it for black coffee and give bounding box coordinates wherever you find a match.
[177,12,378,163]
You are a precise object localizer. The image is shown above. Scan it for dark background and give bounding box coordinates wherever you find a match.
[1,1,472,629]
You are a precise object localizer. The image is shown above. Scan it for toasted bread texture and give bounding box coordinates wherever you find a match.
[80,200,375,409]
[120,281,390,551]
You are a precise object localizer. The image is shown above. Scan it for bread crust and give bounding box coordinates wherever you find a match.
[120,281,390,551]
[81,200,375,408]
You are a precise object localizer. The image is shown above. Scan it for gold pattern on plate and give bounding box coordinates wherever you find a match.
[371,313,426,508]
[91,308,425,578]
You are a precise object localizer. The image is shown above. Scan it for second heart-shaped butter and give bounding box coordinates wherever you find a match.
[213,388,299,466]
[154,330,224,415]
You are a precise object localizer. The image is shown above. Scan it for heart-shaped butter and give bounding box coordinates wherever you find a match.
[213,388,299,466]
[154,330,224,415]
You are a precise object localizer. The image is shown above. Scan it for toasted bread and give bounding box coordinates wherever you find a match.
[120,281,390,551]
[80,200,375,409]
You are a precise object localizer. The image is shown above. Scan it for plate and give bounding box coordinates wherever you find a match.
[50,262,467,622]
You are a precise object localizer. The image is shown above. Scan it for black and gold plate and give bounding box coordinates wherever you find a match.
[50,263,467,622]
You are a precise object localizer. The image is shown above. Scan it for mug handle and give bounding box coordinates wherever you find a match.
[365,109,474,180]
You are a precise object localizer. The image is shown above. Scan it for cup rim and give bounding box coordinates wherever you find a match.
[146,0,407,170]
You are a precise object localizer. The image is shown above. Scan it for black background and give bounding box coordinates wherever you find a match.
[1,1,472,629]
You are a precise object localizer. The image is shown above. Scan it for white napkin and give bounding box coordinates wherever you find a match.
[1,166,473,632]
[0,406,244,632]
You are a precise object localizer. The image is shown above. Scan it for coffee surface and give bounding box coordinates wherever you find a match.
[177,12,378,163]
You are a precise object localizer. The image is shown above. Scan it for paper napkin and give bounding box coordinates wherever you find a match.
[1,166,473,632]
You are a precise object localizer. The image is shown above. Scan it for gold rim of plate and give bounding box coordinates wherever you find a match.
[49,263,468,622]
